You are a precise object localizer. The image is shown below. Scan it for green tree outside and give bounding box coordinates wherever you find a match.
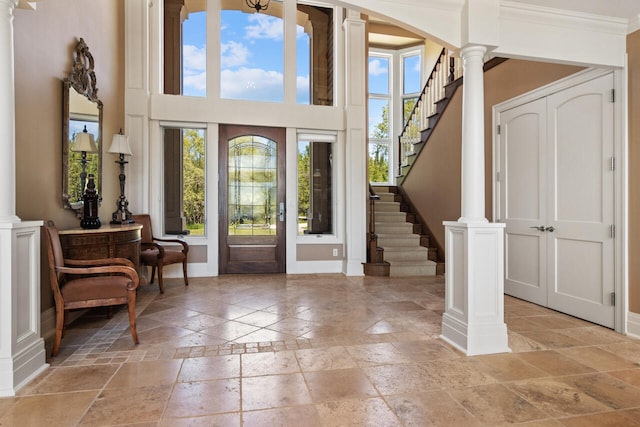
[368,98,417,183]
[297,142,310,233]
[182,129,205,235]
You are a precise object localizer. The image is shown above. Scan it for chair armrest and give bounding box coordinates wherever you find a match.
[141,241,165,257]
[152,237,189,253]
[65,258,135,269]
[56,265,139,290]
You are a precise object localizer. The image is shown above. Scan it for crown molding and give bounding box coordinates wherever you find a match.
[501,0,627,35]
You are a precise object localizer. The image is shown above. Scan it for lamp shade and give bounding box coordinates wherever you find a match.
[108,131,133,156]
[73,126,98,153]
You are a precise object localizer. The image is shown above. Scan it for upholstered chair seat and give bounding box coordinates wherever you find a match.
[133,214,189,293]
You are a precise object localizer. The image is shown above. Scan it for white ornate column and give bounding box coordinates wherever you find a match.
[440,45,510,356]
[343,9,366,276]
[0,0,47,397]
[0,0,18,223]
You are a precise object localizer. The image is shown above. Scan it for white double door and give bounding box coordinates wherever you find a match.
[498,73,615,328]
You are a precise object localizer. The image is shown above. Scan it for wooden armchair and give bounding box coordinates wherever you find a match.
[132,214,189,293]
[43,221,140,357]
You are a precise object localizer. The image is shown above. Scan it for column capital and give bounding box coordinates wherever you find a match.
[344,8,363,21]
[460,44,488,58]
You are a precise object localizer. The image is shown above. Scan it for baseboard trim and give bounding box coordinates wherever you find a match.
[627,311,640,339]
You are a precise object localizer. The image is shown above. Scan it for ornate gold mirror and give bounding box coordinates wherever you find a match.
[62,38,103,217]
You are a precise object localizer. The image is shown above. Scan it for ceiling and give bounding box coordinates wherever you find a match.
[512,0,640,21]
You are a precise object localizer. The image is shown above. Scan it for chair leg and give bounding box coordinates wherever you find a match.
[127,290,139,345]
[157,266,164,293]
[150,266,156,284]
[182,260,189,287]
[52,308,65,357]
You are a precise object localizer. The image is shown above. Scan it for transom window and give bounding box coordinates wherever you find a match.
[164,0,334,105]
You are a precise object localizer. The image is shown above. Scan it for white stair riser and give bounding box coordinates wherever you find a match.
[378,236,420,246]
[376,216,407,224]
[375,224,414,234]
[374,202,401,212]
[377,194,396,202]
[383,252,428,262]
[390,264,437,276]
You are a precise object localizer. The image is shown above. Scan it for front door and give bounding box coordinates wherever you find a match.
[219,125,286,274]
[499,73,615,328]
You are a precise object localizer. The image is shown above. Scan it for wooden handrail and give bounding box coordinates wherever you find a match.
[397,49,462,176]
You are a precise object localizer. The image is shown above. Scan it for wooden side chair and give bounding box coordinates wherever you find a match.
[43,220,140,357]
[132,214,189,293]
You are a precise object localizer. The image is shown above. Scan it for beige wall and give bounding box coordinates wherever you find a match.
[402,60,583,255]
[628,30,640,314]
[14,0,124,311]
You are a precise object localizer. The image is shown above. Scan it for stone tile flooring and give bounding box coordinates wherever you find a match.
[1,274,640,426]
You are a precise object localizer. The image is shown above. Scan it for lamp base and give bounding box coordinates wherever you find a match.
[111,195,133,224]
[81,217,101,229]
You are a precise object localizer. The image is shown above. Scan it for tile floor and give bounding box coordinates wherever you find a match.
[1,274,640,426]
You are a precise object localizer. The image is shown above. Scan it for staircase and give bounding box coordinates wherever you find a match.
[370,186,440,277]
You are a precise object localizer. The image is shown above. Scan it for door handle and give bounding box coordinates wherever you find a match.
[545,226,555,232]
[279,202,285,222]
[530,226,545,232]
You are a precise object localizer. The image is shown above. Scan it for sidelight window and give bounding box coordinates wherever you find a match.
[297,133,335,235]
[162,126,206,236]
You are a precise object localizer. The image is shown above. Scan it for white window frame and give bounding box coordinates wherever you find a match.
[295,130,339,242]
[368,49,393,185]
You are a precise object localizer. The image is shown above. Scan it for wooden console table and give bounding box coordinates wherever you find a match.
[58,224,143,278]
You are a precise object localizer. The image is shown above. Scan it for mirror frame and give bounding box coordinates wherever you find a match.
[62,38,103,217]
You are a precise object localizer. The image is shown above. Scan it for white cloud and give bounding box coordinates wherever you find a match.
[182,44,207,96]
[245,14,283,40]
[369,58,388,76]
[183,44,206,72]
[296,24,308,39]
[221,41,251,68]
[183,72,206,95]
[221,67,284,102]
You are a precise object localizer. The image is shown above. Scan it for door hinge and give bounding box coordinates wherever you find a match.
[497,124,501,135]
[496,171,501,182]
[610,224,615,238]
[610,292,616,306]
[610,156,615,171]
[611,88,615,103]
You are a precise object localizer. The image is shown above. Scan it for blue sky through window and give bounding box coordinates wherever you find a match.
[180,5,310,103]
[368,56,389,96]
[404,54,421,94]
[182,11,207,96]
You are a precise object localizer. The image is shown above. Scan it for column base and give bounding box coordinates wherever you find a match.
[439,221,510,356]
[441,312,510,356]
[0,339,48,397]
[0,220,48,397]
